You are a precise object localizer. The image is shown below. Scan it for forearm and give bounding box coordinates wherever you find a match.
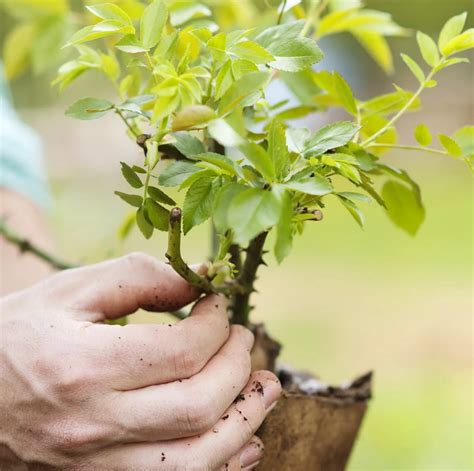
[0,188,54,296]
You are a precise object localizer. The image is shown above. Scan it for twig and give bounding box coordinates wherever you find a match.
[366,143,449,156]
[0,219,75,270]
[114,107,139,138]
[361,62,441,146]
[232,232,269,326]
[165,208,244,297]
[277,0,288,25]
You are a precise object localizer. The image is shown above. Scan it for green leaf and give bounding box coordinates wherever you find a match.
[453,126,474,158]
[207,119,245,147]
[121,162,143,188]
[283,173,333,196]
[86,3,132,24]
[378,164,422,205]
[286,128,311,153]
[438,12,467,51]
[382,180,425,236]
[65,98,114,120]
[65,23,133,47]
[173,132,205,157]
[227,40,274,64]
[136,206,153,239]
[228,188,282,245]
[183,175,219,233]
[256,21,304,49]
[192,152,241,176]
[214,60,234,99]
[304,121,360,157]
[115,35,148,53]
[213,182,246,234]
[337,194,365,228]
[361,87,420,116]
[159,160,201,187]
[274,190,293,263]
[114,191,143,207]
[218,71,270,116]
[147,186,176,205]
[438,134,462,157]
[240,143,275,181]
[117,211,136,240]
[441,29,474,56]
[414,124,432,146]
[401,53,425,84]
[416,31,440,67]
[145,198,169,231]
[433,57,470,73]
[172,105,217,131]
[267,38,323,72]
[140,0,168,50]
[332,72,358,116]
[268,119,289,181]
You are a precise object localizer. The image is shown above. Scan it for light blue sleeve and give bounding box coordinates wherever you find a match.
[0,66,51,208]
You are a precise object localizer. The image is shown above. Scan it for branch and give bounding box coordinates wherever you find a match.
[0,219,75,271]
[361,62,442,146]
[165,208,243,297]
[232,232,268,326]
[366,143,449,156]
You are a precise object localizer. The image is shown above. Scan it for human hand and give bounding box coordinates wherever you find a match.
[0,253,281,470]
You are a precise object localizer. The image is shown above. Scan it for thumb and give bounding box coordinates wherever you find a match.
[53,252,206,321]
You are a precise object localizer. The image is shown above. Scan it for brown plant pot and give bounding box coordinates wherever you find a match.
[251,324,371,471]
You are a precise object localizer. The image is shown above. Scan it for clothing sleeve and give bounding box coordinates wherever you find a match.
[0,66,51,208]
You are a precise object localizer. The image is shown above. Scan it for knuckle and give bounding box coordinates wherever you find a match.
[48,421,101,454]
[172,340,205,378]
[177,396,215,435]
[124,252,157,270]
[232,325,255,347]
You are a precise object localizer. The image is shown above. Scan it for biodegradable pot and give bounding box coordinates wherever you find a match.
[250,325,371,471]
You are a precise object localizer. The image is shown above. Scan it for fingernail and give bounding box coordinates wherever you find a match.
[240,440,264,468]
[242,461,261,470]
[262,377,282,410]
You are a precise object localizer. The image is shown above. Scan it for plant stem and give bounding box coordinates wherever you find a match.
[300,0,329,38]
[232,232,268,326]
[0,220,75,270]
[115,107,138,138]
[166,208,244,296]
[367,143,449,155]
[277,0,288,25]
[362,65,440,146]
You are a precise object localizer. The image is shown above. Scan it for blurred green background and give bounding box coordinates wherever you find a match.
[4,0,473,469]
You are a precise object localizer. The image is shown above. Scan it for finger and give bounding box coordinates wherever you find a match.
[89,294,230,389]
[47,252,206,321]
[219,436,265,471]
[107,325,254,440]
[83,372,280,470]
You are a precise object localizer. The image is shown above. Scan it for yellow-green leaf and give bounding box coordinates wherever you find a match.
[140,0,168,50]
[416,31,440,67]
[172,105,216,131]
[438,134,462,157]
[401,53,425,84]
[3,23,37,80]
[441,28,474,57]
[414,124,432,147]
[438,12,467,51]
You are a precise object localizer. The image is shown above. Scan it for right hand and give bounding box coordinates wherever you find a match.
[0,252,281,470]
